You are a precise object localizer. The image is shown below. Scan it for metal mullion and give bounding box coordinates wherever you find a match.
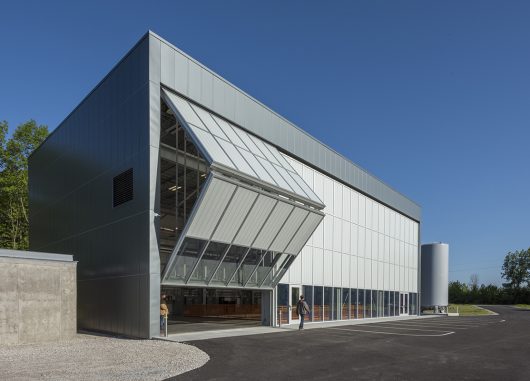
[224,246,252,286]
[271,255,296,287]
[184,185,239,284]
[205,244,232,286]
[161,174,214,283]
[206,193,260,285]
[225,199,280,286]
[258,211,311,288]
[257,252,286,288]
[243,206,296,287]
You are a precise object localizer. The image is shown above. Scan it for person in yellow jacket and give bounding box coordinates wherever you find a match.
[160,294,169,330]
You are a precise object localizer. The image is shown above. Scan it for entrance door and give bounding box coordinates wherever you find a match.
[290,286,301,324]
[400,293,409,315]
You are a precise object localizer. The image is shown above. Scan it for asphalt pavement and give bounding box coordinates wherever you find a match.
[167,305,530,381]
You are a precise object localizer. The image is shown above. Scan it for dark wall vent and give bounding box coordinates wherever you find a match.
[113,168,134,207]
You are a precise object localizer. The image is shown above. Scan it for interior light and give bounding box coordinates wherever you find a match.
[168,185,177,191]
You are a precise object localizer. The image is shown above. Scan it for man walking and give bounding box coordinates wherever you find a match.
[296,295,310,330]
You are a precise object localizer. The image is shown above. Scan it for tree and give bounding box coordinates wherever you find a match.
[0,120,49,250]
[501,249,530,303]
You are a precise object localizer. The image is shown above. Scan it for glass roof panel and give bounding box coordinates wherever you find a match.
[237,147,278,186]
[256,156,293,193]
[190,104,230,140]
[164,91,206,130]
[162,89,324,208]
[214,137,258,178]
[210,115,248,148]
[188,125,234,168]
[249,135,281,165]
[232,127,263,156]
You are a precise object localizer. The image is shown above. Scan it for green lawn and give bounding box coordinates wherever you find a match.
[448,304,496,316]
[514,304,530,309]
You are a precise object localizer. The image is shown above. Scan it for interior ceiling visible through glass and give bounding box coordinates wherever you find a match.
[162,89,323,209]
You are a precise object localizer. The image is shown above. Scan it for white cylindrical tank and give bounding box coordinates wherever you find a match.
[421,243,449,312]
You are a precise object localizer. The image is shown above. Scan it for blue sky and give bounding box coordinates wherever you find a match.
[1,1,529,285]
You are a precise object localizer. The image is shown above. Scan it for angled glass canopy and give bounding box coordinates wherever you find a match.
[160,89,325,289]
[161,174,324,288]
[162,89,323,209]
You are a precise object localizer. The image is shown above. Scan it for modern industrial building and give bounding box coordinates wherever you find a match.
[29,31,421,338]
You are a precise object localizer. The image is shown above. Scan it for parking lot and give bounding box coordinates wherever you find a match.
[168,305,530,381]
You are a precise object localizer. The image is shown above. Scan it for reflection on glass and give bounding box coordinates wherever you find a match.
[324,287,332,321]
[188,241,229,283]
[350,289,358,319]
[342,288,350,320]
[209,245,248,285]
[277,283,289,324]
[270,254,295,286]
[303,285,313,322]
[313,286,323,322]
[365,290,372,318]
[230,248,264,287]
[333,287,341,320]
[384,291,390,317]
[358,289,365,319]
[166,237,207,282]
[394,291,399,316]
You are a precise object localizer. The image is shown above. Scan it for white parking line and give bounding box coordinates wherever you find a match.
[367,323,452,333]
[382,321,472,329]
[328,327,455,337]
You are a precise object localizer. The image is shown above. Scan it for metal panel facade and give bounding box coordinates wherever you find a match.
[153,32,420,221]
[29,35,151,338]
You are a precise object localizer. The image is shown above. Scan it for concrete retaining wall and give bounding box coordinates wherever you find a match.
[0,250,77,345]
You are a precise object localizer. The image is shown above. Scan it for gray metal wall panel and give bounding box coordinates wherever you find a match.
[285,212,324,255]
[269,208,309,253]
[233,194,276,247]
[29,34,151,338]
[252,202,294,250]
[211,187,257,243]
[185,177,237,240]
[153,32,420,221]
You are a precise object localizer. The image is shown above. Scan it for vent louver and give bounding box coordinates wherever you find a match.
[113,168,133,207]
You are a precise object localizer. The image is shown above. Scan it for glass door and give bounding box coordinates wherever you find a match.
[400,293,409,315]
[290,285,301,324]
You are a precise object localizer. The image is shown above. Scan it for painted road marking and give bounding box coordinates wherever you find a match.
[327,327,455,337]
[367,323,452,332]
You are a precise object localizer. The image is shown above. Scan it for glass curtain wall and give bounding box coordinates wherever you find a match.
[342,288,350,320]
[323,287,332,320]
[314,286,323,321]
[350,289,358,319]
[159,99,208,274]
[277,284,289,324]
[303,285,313,322]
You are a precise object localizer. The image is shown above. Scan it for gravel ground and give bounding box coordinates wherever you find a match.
[0,334,209,381]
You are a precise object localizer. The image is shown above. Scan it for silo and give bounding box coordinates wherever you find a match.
[421,243,449,313]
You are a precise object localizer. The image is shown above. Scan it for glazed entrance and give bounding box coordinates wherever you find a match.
[161,287,265,334]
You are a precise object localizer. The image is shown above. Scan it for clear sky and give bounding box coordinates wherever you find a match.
[1,1,529,286]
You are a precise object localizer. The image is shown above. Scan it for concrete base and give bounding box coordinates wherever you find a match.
[0,250,77,345]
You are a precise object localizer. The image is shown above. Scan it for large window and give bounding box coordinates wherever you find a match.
[159,99,208,274]
[342,288,350,320]
[324,287,332,320]
[313,286,323,321]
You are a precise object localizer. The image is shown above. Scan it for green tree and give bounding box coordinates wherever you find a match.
[501,248,530,302]
[0,120,49,249]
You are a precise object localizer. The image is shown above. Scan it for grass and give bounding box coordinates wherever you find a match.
[448,304,496,316]
[514,304,530,309]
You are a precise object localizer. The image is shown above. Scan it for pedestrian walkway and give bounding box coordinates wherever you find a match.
[160,314,438,342]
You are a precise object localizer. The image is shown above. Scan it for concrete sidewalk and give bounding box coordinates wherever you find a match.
[159,314,438,342]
